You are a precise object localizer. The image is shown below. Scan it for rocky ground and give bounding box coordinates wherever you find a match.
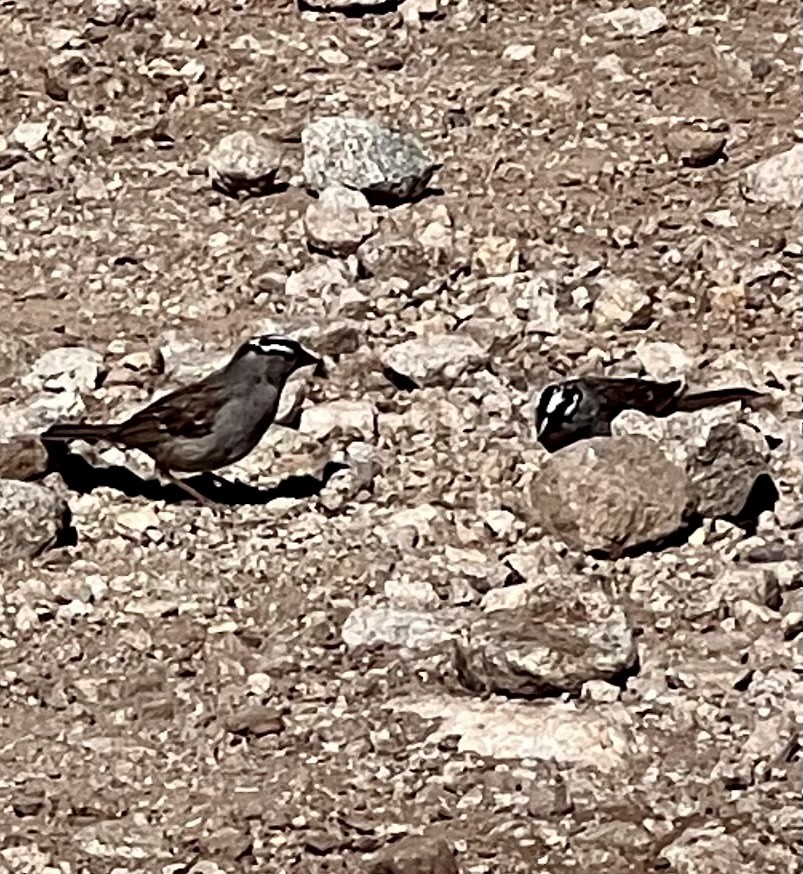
[0,1,801,872]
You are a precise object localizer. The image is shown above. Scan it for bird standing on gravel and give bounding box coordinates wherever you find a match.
[535,376,765,453]
[42,334,320,503]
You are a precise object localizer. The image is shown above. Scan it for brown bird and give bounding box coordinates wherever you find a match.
[42,334,319,502]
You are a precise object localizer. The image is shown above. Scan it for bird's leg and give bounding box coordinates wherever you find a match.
[157,465,217,507]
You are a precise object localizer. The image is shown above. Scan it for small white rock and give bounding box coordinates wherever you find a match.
[208,130,282,196]
[116,506,161,535]
[12,121,49,151]
[581,680,621,703]
[636,341,693,381]
[23,346,104,394]
[300,399,377,440]
[587,5,668,38]
[503,44,536,62]
[304,186,378,257]
[384,579,440,608]
[593,277,652,330]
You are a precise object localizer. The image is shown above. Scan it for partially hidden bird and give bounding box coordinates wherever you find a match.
[42,334,320,502]
[535,375,766,453]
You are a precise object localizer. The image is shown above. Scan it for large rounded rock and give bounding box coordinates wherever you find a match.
[0,480,70,560]
[530,436,690,556]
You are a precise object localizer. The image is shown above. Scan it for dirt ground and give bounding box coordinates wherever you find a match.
[0,0,800,872]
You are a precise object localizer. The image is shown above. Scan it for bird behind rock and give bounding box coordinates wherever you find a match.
[534,375,766,453]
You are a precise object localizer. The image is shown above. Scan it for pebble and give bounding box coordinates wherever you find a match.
[587,5,668,38]
[208,130,282,197]
[304,186,378,257]
[593,276,653,330]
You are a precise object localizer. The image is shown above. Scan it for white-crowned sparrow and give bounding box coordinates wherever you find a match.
[42,334,320,502]
[535,376,765,452]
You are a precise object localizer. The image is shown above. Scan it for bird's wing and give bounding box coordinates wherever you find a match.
[675,386,766,413]
[585,377,684,416]
[117,378,230,449]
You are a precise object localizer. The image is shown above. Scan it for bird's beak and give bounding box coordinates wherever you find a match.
[297,347,326,378]
[312,356,328,379]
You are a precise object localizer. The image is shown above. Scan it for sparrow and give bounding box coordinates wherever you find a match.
[535,376,765,452]
[42,334,320,502]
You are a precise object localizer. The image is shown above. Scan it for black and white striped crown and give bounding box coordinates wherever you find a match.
[245,334,306,359]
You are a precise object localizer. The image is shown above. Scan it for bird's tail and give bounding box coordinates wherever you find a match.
[41,422,121,444]
[675,386,767,413]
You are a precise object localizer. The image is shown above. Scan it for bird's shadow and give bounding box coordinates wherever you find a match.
[45,444,346,507]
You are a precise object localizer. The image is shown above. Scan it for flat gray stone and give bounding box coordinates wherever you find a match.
[302,116,439,202]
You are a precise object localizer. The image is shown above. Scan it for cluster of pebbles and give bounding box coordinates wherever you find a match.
[0,1,800,873]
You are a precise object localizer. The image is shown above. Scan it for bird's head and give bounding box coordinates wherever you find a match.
[231,334,321,379]
[534,382,586,451]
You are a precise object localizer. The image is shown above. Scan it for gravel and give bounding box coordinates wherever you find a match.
[0,1,799,872]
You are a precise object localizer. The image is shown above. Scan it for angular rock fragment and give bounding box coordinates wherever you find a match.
[300,399,377,440]
[341,606,455,650]
[688,422,777,520]
[22,346,104,394]
[592,276,652,330]
[665,127,727,167]
[88,0,129,25]
[11,120,49,151]
[370,836,458,874]
[381,334,485,388]
[740,144,802,209]
[454,584,636,696]
[587,5,667,37]
[0,480,71,560]
[390,695,634,770]
[224,705,284,737]
[302,116,439,203]
[0,436,50,480]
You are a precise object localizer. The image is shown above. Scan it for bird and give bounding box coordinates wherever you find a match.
[42,334,321,503]
[534,375,766,453]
